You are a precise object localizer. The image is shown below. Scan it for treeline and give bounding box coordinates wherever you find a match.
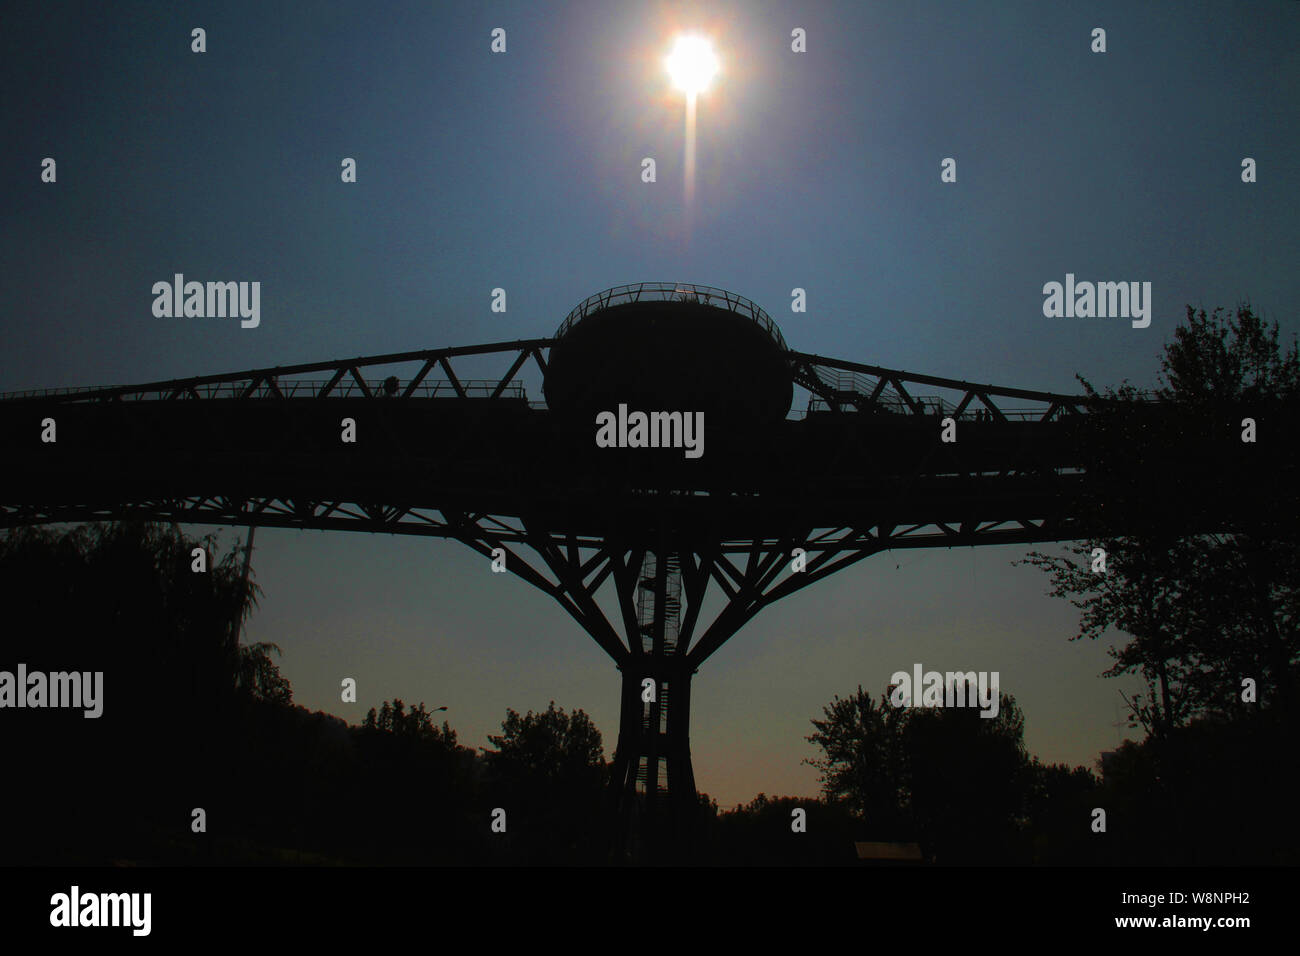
[802,685,1298,866]
[0,522,611,865]
[1,518,1295,865]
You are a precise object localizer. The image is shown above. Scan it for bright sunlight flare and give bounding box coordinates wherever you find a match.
[665,35,719,96]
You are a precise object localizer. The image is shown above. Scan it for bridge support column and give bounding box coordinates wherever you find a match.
[456,519,838,862]
[610,661,698,863]
[607,548,703,863]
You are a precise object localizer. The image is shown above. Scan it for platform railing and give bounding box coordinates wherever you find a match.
[805,396,1049,420]
[0,379,526,401]
[555,282,788,351]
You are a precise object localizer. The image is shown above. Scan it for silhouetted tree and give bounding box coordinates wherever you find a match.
[0,520,289,863]
[363,698,459,746]
[1092,708,1299,864]
[808,684,1066,862]
[481,701,609,863]
[710,793,860,865]
[805,685,911,838]
[1022,758,1099,863]
[353,697,480,863]
[901,694,1031,862]
[1021,305,1300,731]
[484,700,605,781]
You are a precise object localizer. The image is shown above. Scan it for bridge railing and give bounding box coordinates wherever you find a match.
[804,396,1048,420]
[0,385,117,400]
[798,362,1165,420]
[555,282,788,351]
[0,379,527,401]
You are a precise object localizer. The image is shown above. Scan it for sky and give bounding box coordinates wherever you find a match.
[3,0,1298,808]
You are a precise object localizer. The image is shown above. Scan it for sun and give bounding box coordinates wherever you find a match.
[665,35,719,96]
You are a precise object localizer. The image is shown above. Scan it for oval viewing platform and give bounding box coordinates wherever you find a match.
[543,282,795,435]
[554,282,788,352]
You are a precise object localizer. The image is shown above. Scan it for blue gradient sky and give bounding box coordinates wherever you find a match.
[3,1,1298,806]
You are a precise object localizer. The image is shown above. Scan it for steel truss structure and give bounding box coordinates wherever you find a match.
[2,332,1293,861]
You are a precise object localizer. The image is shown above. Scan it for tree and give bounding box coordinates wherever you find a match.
[804,685,910,837]
[0,520,292,862]
[481,701,609,863]
[483,700,605,782]
[0,520,289,708]
[1020,305,1300,731]
[363,698,459,747]
[1158,304,1300,404]
[236,640,292,704]
[900,694,1030,862]
[710,793,861,865]
[806,684,1038,862]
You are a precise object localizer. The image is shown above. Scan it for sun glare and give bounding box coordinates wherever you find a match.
[665,35,719,96]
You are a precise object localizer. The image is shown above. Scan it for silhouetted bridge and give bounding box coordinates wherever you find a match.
[2,282,1295,862]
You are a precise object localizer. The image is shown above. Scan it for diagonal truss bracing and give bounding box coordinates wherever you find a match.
[0,340,555,405]
[787,350,1119,421]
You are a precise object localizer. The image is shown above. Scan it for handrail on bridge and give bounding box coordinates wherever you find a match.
[555,282,788,351]
[0,379,527,402]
